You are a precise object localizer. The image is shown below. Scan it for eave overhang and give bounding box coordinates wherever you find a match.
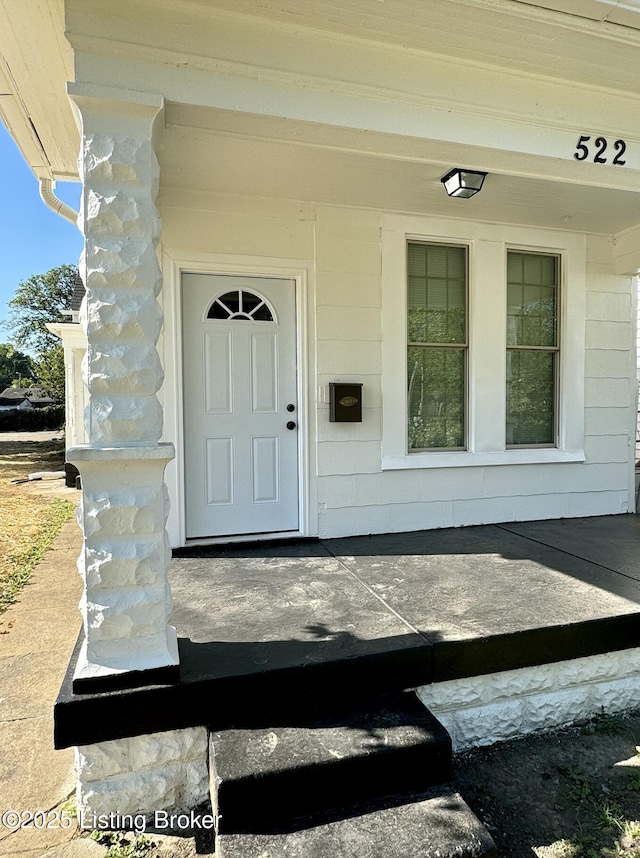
[0,0,78,181]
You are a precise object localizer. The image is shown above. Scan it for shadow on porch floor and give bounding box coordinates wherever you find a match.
[54,514,640,748]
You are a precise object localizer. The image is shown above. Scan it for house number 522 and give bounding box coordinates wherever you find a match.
[574,135,626,165]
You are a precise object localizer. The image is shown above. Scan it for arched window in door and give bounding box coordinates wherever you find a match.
[206,290,274,322]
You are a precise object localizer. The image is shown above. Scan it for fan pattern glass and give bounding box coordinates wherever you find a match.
[207,290,274,321]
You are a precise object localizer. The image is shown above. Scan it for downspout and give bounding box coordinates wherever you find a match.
[38,177,78,225]
[39,176,82,467]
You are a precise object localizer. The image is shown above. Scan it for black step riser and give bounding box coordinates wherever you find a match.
[204,646,434,731]
[215,740,452,833]
[211,692,453,834]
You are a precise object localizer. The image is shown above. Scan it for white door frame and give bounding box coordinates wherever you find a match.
[163,251,317,547]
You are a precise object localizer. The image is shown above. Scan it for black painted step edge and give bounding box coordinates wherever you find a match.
[54,632,432,749]
[54,612,640,749]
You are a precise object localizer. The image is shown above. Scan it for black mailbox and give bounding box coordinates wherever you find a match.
[329,382,363,422]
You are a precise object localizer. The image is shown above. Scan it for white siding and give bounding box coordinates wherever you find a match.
[585,238,635,515]
[160,195,636,543]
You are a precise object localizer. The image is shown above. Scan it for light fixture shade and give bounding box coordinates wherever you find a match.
[441,168,487,198]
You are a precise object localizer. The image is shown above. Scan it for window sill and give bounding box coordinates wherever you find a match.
[382,449,586,470]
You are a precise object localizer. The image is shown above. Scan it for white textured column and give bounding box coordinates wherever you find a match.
[67,85,178,690]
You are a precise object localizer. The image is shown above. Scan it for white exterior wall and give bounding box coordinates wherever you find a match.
[56,0,640,546]
[314,206,383,539]
[48,322,88,448]
[160,195,636,544]
[585,237,636,515]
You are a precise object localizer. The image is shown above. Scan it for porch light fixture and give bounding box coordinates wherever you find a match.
[440,168,487,199]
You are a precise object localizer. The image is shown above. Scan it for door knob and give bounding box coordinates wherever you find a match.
[286,421,296,430]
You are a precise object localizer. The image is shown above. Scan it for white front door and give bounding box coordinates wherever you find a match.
[182,274,299,539]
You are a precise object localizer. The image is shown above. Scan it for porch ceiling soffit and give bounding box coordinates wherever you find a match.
[514,0,640,30]
[613,224,640,274]
[67,9,640,190]
[1,0,637,184]
[47,321,87,347]
[158,106,640,237]
[67,0,640,94]
[0,0,78,179]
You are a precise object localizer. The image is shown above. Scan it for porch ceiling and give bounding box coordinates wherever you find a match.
[515,0,640,30]
[200,0,640,94]
[160,107,640,235]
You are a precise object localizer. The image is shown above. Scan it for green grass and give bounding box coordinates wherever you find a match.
[0,497,76,613]
[90,831,154,857]
[560,767,595,804]
[581,712,628,737]
[553,762,640,857]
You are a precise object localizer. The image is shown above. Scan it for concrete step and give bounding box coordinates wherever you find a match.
[216,786,496,857]
[211,691,452,833]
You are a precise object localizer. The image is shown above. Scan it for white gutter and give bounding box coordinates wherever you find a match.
[38,177,78,225]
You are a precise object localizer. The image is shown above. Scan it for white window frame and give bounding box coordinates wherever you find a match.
[381,215,586,470]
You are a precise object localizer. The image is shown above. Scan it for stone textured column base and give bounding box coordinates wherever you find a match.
[69,444,179,691]
[72,634,179,694]
[417,647,640,751]
[76,727,209,820]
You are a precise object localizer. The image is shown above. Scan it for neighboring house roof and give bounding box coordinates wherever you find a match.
[70,274,85,313]
[0,387,57,407]
[63,273,86,324]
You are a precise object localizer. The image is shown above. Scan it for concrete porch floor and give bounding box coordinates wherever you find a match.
[170,514,640,680]
[55,514,640,748]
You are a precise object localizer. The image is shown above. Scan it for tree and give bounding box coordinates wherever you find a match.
[0,343,35,391]
[3,264,78,403]
[34,346,66,401]
[4,264,78,353]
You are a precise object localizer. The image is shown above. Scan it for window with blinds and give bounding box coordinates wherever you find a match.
[506,251,559,446]
[407,241,467,450]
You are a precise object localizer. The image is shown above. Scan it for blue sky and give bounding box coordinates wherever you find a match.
[0,122,82,337]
